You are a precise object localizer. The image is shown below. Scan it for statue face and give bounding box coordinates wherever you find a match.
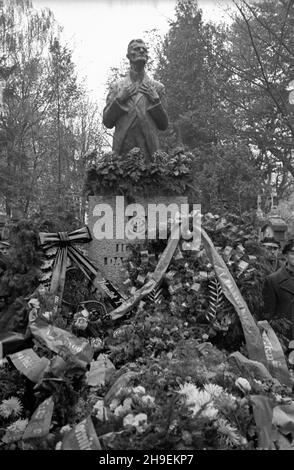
[127,41,148,66]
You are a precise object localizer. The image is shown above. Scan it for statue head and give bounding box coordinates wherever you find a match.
[126,39,148,67]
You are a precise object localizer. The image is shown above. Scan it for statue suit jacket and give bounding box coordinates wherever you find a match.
[263,265,294,320]
[103,71,168,157]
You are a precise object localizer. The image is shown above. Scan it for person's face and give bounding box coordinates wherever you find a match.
[127,41,148,66]
[263,243,279,258]
[286,250,294,268]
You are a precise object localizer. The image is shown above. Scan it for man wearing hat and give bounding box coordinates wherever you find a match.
[263,239,294,337]
[261,237,282,272]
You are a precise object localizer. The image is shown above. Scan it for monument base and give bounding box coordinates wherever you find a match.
[87,195,188,292]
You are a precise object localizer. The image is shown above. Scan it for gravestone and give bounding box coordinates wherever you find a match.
[87,195,188,292]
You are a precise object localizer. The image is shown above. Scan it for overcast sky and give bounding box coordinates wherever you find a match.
[33,0,232,107]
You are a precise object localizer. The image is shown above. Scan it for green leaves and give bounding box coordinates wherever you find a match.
[154,0,294,208]
[85,147,197,200]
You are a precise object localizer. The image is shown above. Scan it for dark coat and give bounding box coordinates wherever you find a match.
[103,71,168,160]
[263,265,294,321]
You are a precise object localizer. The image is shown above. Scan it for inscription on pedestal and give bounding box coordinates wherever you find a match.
[87,195,188,291]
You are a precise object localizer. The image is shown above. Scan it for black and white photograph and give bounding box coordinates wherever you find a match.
[0,0,294,455]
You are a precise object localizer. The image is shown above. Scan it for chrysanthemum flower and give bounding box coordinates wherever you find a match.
[200,403,218,419]
[123,412,148,432]
[113,398,132,417]
[178,383,218,419]
[141,395,155,406]
[0,397,23,418]
[123,413,135,427]
[132,386,146,395]
[178,383,201,405]
[204,383,224,398]
[217,418,241,446]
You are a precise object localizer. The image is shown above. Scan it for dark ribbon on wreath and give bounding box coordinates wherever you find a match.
[39,226,98,304]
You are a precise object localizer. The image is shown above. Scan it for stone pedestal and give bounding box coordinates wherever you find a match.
[87,195,188,291]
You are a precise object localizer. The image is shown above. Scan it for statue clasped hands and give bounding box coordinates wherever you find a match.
[116,84,137,104]
[139,83,160,104]
[117,82,160,105]
[103,39,168,160]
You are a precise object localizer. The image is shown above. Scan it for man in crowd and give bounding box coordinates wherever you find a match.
[263,239,294,338]
[261,236,282,272]
[103,39,168,162]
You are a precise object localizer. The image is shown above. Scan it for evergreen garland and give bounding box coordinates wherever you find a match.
[0,221,42,332]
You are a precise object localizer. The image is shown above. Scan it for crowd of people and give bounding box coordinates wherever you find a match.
[262,236,294,338]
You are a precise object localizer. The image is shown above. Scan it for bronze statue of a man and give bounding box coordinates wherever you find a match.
[103,39,168,162]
